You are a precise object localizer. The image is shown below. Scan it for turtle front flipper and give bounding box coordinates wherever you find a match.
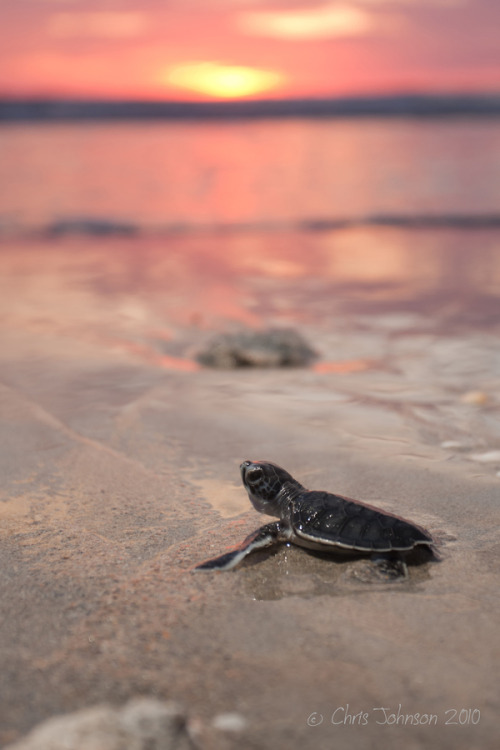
[195,521,289,571]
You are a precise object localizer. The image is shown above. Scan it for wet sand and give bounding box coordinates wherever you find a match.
[1,231,499,748]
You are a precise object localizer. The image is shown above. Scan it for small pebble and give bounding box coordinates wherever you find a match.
[460,390,489,405]
[212,712,248,732]
[470,450,500,463]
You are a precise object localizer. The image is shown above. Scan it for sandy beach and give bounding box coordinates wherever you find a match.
[1,231,499,748]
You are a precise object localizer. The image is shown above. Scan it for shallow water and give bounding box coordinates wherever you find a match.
[2,228,500,480]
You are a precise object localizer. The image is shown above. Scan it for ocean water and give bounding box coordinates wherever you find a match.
[0,116,499,232]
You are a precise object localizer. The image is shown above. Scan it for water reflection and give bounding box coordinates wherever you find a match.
[2,228,500,482]
[2,119,499,229]
[2,228,500,353]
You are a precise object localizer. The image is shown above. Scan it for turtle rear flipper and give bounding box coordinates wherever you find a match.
[195,521,290,571]
[370,553,408,580]
[350,553,408,583]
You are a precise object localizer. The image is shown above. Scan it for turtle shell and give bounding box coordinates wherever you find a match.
[290,490,432,552]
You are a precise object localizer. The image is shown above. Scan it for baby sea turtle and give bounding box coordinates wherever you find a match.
[195,460,436,577]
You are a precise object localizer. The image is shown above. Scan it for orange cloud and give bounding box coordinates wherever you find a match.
[238,4,373,40]
[47,12,148,38]
[162,61,285,99]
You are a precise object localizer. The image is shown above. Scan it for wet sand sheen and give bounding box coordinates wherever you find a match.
[0,232,499,748]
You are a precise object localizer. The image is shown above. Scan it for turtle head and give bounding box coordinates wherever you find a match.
[240,460,301,516]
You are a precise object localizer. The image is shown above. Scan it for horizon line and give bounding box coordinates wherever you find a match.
[1,92,500,121]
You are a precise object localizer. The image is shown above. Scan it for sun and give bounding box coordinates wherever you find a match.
[163,61,284,99]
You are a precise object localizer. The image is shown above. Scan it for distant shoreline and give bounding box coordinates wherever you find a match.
[1,93,500,122]
[2,214,500,241]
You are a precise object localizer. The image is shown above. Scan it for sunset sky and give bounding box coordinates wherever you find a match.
[0,0,499,101]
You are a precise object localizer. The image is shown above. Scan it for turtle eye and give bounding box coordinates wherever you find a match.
[247,467,263,482]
